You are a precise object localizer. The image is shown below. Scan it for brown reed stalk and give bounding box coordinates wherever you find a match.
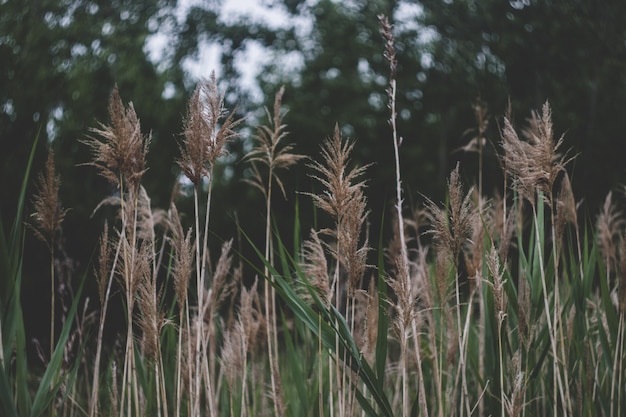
[500,102,574,415]
[596,192,623,277]
[177,72,241,417]
[485,243,508,417]
[379,14,432,417]
[300,230,331,305]
[426,163,475,416]
[244,85,303,416]
[457,99,492,415]
[220,280,260,417]
[463,190,489,417]
[596,191,625,417]
[457,97,489,199]
[167,202,194,417]
[83,86,150,417]
[307,125,369,417]
[300,229,332,416]
[30,149,67,362]
[89,221,120,417]
[207,238,240,399]
[377,14,410,302]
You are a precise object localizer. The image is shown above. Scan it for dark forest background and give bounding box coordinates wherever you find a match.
[2,0,626,350]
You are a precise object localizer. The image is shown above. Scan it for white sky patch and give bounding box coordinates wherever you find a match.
[181,41,223,81]
[145,0,315,104]
[147,0,426,103]
[394,1,423,33]
[220,0,291,29]
[233,40,269,102]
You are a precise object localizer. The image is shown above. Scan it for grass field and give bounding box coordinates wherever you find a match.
[1,19,625,417]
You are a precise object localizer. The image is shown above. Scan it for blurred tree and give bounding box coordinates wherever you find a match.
[419,0,626,213]
[255,0,626,221]
[1,0,182,235]
[3,0,626,310]
[0,0,182,353]
[255,0,434,245]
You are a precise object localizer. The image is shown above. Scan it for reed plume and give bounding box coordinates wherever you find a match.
[308,125,369,417]
[83,85,152,417]
[244,85,303,417]
[501,101,571,206]
[300,229,331,305]
[425,162,476,417]
[30,150,67,251]
[501,102,574,415]
[308,125,369,300]
[177,72,241,417]
[83,86,149,190]
[597,191,623,276]
[30,149,67,362]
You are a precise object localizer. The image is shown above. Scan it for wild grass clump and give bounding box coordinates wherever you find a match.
[2,16,626,417]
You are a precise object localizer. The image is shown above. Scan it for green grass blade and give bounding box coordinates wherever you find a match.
[281,309,311,416]
[0,362,19,417]
[30,275,85,417]
[9,127,40,252]
[375,209,389,388]
[240,226,393,416]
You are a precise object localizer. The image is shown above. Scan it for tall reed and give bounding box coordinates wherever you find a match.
[177,72,242,416]
[7,33,626,417]
[244,85,303,416]
[29,149,67,361]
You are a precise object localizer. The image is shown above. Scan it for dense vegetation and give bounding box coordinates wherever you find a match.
[2,1,626,416]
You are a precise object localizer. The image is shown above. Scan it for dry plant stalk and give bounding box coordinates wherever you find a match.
[84,86,151,417]
[30,149,67,361]
[244,85,303,416]
[167,202,194,417]
[308,125,369,417]
[89,221,118,417]
[500,102,574,415]
[220,280,261,417]
[177,72,241,417]
[379,14,431,417]
[427,163,476,417]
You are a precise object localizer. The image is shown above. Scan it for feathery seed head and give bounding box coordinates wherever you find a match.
[178,72,242,185]
[134,240,160,361]
[501,101,572,205]
[486,243,507,318]
[168,203,193,308]
[30,149,67,251]
[210,239,238,311]
[619,234,626,312]
[301,230,331,305]
[83,86,150,189]
[244,85,305,198]
[555,172,578,246]
[426,163,475,263]
[240,279,261,353]
[378,14,396,79]
[362,278,379,365]
[220,321,245,388]
[596,191,624,275]
[96,221,111,305]
[308,125,370,296]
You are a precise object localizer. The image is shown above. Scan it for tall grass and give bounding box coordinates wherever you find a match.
[2,18,626,417]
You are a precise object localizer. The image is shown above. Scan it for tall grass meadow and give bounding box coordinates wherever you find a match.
[1,16,625,417]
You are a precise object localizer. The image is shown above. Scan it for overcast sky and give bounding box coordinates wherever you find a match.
[145,0,423,103]
[146,0,312,102]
